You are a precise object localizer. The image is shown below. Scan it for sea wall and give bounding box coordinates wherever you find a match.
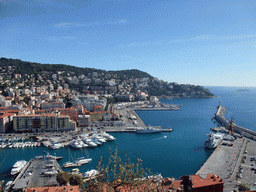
[214,105,256,141]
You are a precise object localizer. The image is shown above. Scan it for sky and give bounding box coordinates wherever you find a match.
[1,0,256,87]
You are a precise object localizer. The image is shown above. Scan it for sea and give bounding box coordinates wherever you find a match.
[1,86,256,183]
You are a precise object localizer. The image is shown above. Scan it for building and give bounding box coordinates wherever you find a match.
[94,105,103,112]
[26,186,79,192]
[78,115,90,127]
[0,113,16,133]
[183,174,224,192]
[13,114,74,132]
[90,111,111,121]
[36,86,46,93]
[53,107,78,121]
[41,102,65,110]
[135,92,148,100]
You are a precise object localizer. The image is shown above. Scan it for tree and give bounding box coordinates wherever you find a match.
[56,171,70,186]
[238,183,250,192]
[63,95,72,108]
[84,145,159,192]
[69,174,83,186]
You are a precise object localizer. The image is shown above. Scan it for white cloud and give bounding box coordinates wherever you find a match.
[118,19,127,23]
[78,42,89,45]
[168,34,256,44]
[63,36,77,39]
[54,22,81,27]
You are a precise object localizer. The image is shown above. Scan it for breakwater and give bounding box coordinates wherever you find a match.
[214,104,256,140]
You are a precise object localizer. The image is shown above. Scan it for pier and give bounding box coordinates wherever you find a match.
[214,104,256,140]
[12,154,62,191]
[134,107,180,111]
[196,104,256,191]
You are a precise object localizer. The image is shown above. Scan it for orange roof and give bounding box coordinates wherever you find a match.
[0,107,7,110]
[192,174,224,188]
[26,186,79,192]
[94,105,103,108]
[16,114,56,117]
[0,113,15,118]
[54,107,76,111]
[90,111,110,115]
[5,110,19,113]
[5,96,12,100]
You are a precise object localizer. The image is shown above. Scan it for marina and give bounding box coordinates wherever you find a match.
[1,87,256,191]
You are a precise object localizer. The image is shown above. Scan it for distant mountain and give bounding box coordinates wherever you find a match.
[0,57,152,79]
[0,57,215,98]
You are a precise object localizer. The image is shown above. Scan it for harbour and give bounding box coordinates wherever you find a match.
[1,87,256,191]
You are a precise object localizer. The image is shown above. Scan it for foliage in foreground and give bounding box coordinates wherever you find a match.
[83,145,156,191]
[56,172,70,186]
[238,183,250,191]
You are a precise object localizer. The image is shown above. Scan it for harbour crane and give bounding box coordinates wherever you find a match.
[229,117,234,135]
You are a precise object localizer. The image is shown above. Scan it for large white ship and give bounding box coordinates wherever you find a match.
[136,127,162,134]
[205,132,224,149]
[11,160,27,176]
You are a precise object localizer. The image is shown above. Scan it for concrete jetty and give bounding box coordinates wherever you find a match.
[196,104,256,191]
[214,104,256,140]
[12,154,62,191]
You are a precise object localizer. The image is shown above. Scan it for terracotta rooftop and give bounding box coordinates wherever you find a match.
[192,174,224,188]
[26,186,79,192]
[90,111,110,114]
[0,113,16,118]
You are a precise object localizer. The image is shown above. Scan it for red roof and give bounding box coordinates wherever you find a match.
[26,186,79,192]
[192,174,224,188]
[0,113,15,118]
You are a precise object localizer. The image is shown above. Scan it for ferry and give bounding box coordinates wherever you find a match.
[136,127,162,134]
[205,132,224,149]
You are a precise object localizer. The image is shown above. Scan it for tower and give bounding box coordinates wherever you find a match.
[229,117,234,135]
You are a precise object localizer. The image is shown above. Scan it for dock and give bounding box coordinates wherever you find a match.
[134,107,180,111]
[105,127,172,133]
[11,154,62,191]
[196,104,256,191]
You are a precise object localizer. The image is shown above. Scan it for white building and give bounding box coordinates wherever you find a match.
[78,115,90,127]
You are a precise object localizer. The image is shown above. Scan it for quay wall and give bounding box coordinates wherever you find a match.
[214,105,256,141]
[134,108,180,111]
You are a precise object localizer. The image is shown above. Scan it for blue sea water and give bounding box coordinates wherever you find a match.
[1,86,256,182]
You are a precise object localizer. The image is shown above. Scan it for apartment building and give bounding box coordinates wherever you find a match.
[13,114,74,132]
[0,113,16,133]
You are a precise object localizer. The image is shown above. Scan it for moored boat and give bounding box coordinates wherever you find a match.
[136,127,162,134]
[11,160,27,176]
[75,157,92,165]
[83,169,99,179]
[205,132,224,149]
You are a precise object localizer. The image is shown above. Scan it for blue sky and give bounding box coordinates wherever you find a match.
[1,0,256,87]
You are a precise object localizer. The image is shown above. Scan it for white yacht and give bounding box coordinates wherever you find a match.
[11,160,27,176]
[50,143,64,149]
[205,132,224,149]
[75,157,92,165]
[101,132,116,141]
[69,140,83,149]
[63,161,81,168]
[92,135,106,143]
[4,181,13,191]
[82,138,97,147]
[83,169,99,179]
[78,140,88,148]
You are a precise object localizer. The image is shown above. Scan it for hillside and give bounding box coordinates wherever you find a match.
[0,57,214,98]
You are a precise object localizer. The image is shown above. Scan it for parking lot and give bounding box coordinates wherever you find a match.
[237,139,256,188]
